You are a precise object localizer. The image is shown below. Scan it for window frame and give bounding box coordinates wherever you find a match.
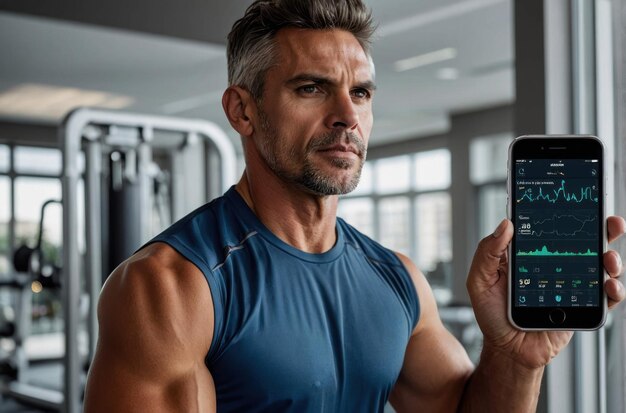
[0,144,65,272]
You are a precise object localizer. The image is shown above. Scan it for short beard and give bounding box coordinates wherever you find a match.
[257,109,366,195]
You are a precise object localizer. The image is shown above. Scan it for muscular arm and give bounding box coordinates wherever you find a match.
[389,253,474,413]
[390,253,543,413]
[83,243,216,413]
[456,346,543,413]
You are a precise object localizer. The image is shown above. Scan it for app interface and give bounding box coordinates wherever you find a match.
[514,159,601,307]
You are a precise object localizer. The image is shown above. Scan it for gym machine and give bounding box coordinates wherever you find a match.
[2,108,236,413]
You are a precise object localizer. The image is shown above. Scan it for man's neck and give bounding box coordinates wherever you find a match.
[236,172,339,254]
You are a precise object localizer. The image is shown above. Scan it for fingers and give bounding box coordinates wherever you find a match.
[606,278,625,309]
[603,248,624,308]
[467,219,513,292]
[607,216,626,244]
[603,250,623,278]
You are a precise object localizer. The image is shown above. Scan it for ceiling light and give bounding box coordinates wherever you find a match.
[0,84,134,120]
[378,0,506,37]
[394,48,457,72]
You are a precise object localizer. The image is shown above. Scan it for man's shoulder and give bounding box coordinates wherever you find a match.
[96,242,214,381]
[109,243,206,301]
[146,190,252,272]
[128,241,196,272]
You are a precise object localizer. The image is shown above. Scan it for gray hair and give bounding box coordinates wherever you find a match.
[227,0,375,100]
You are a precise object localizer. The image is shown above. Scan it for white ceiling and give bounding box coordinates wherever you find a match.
[0,0,514,146]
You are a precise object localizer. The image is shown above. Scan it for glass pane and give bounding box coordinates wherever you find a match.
[15,178,63,336]
[338,197,374,238]
[14,178,62,252]
[14,146,62,176]
[416,192,452,275]
[350,161,373,195]
[375,155,410,194]
[0,256,8,276]
[478,184,507,239]
[0,144,9,172]
[414,149,451,190]
[470,133,513,184]
[378,196,410,256]
[0,177,9,275]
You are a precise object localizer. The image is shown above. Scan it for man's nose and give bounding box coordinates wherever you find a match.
[324,91,359,131]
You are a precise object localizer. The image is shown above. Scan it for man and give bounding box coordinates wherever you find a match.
[83,0,626,412]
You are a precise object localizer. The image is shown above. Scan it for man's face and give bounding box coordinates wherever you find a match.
[253,28,375,195]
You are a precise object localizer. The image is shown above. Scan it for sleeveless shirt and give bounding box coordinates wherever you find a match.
[147,186,420,412]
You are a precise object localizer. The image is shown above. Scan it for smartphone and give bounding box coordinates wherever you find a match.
[507,135,606,330]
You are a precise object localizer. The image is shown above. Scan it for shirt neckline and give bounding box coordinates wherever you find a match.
[225,186,345,263]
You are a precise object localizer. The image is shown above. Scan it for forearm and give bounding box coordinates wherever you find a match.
[458,345,544,413]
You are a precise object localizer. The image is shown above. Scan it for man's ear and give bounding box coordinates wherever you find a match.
[222,86,257,138]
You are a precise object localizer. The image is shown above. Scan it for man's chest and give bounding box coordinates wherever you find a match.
[208,253,413,409]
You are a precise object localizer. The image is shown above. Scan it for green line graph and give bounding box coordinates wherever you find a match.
[516,245,598,257]
[517,180,598,204]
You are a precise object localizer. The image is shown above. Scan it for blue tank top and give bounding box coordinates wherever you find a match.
[148,187,420,412]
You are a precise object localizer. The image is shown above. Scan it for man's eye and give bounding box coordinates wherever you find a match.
[298,85,319,94]
[351,89,371,99]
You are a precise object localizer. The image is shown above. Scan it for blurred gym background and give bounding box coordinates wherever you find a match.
[0,1,625,412]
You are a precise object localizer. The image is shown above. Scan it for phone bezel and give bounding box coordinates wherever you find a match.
[507,135,607,331]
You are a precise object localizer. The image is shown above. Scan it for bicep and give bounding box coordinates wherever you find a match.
[84,248,216,412]
[390,323,473,412]
[390,253,473,413]
[84,346,216,413]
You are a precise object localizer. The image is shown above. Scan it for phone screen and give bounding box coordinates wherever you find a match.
[513,158,602,308]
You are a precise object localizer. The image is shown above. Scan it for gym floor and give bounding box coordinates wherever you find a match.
[0,395,56,412]
[0,361,81,412]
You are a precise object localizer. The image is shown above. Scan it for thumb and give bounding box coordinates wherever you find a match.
[467,219,513,293]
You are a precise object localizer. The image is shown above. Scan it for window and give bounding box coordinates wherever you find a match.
[0,144,66,336]
[415,192,452,272]
[14,177,63,335]
[0,144,9,173]
[350,162,373,195]
[415,149,451,190]
[378,196,411,256]
[470,134,512,238]
[0,177,9,275]
[337,197,374,238]
[14,177,62,248]
[339,148,453,302]
[470,133,512,185]
[375,155,410,194]
[477,184,507,238]
[14,146,62,175]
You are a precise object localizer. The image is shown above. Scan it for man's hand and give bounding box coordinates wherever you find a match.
[466,216,625,369]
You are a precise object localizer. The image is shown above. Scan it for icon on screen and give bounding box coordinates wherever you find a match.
[519,296,526,304]
[555,295,562,303]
